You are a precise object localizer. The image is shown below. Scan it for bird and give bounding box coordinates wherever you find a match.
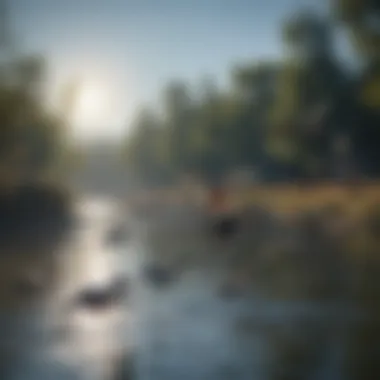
[211,214,240,241]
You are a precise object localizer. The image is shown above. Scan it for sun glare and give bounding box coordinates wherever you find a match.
[52,63,134,141]
[71,80,113,137]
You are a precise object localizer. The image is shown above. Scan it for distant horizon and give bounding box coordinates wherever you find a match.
[9,0,354,143]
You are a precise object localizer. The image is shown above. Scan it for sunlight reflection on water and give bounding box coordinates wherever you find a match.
[8,197,366,380]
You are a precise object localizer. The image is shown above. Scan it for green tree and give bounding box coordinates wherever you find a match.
[232,61,279,169]
[124,107,167,185]
[0,54,68,186]
[332,0,380,65]
[332,0,380,175]
[268,11,349,179]
[162,80,195,173]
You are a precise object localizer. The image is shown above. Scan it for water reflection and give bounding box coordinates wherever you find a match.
[129,200,380,380]
[134,268,368,380]
[3,196,378,380]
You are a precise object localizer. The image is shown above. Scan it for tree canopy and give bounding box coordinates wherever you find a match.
[124,3,380,186]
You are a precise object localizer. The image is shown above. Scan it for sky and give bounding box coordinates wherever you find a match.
[9,0,350,142]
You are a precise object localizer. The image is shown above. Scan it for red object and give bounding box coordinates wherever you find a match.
[209,187,228,213]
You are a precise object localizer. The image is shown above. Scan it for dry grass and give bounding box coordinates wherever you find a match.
[130,181,380,302]
[130,181,380,380]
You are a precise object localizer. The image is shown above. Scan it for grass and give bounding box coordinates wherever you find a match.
[134,181,380,301]
[132,181,380,380]
[229,182,380,380]
[131,182,380,297]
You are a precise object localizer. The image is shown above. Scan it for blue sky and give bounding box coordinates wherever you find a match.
[9,0,350,141]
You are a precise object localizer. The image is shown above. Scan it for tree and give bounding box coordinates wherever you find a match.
[332,0,380,175]
[124,107,168,185]
[232,61,279,169]
[0,55,68,186]
[268,11,350,179]
[122,7,380,185]
[162,80,195,173]
[332,0,380,65]
[283,11,334,63]
[0,1,70,187]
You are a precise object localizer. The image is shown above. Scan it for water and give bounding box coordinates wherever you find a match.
[122,202,369,380]
[67,198,372,380]
[132,267,363,380]
[3,196,368,379]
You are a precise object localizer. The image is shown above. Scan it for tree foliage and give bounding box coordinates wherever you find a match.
[333,0,380,63]
[0,53,68,186]
[124,5,380,186]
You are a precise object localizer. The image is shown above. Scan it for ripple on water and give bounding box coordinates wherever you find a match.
[134,267,365,380]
